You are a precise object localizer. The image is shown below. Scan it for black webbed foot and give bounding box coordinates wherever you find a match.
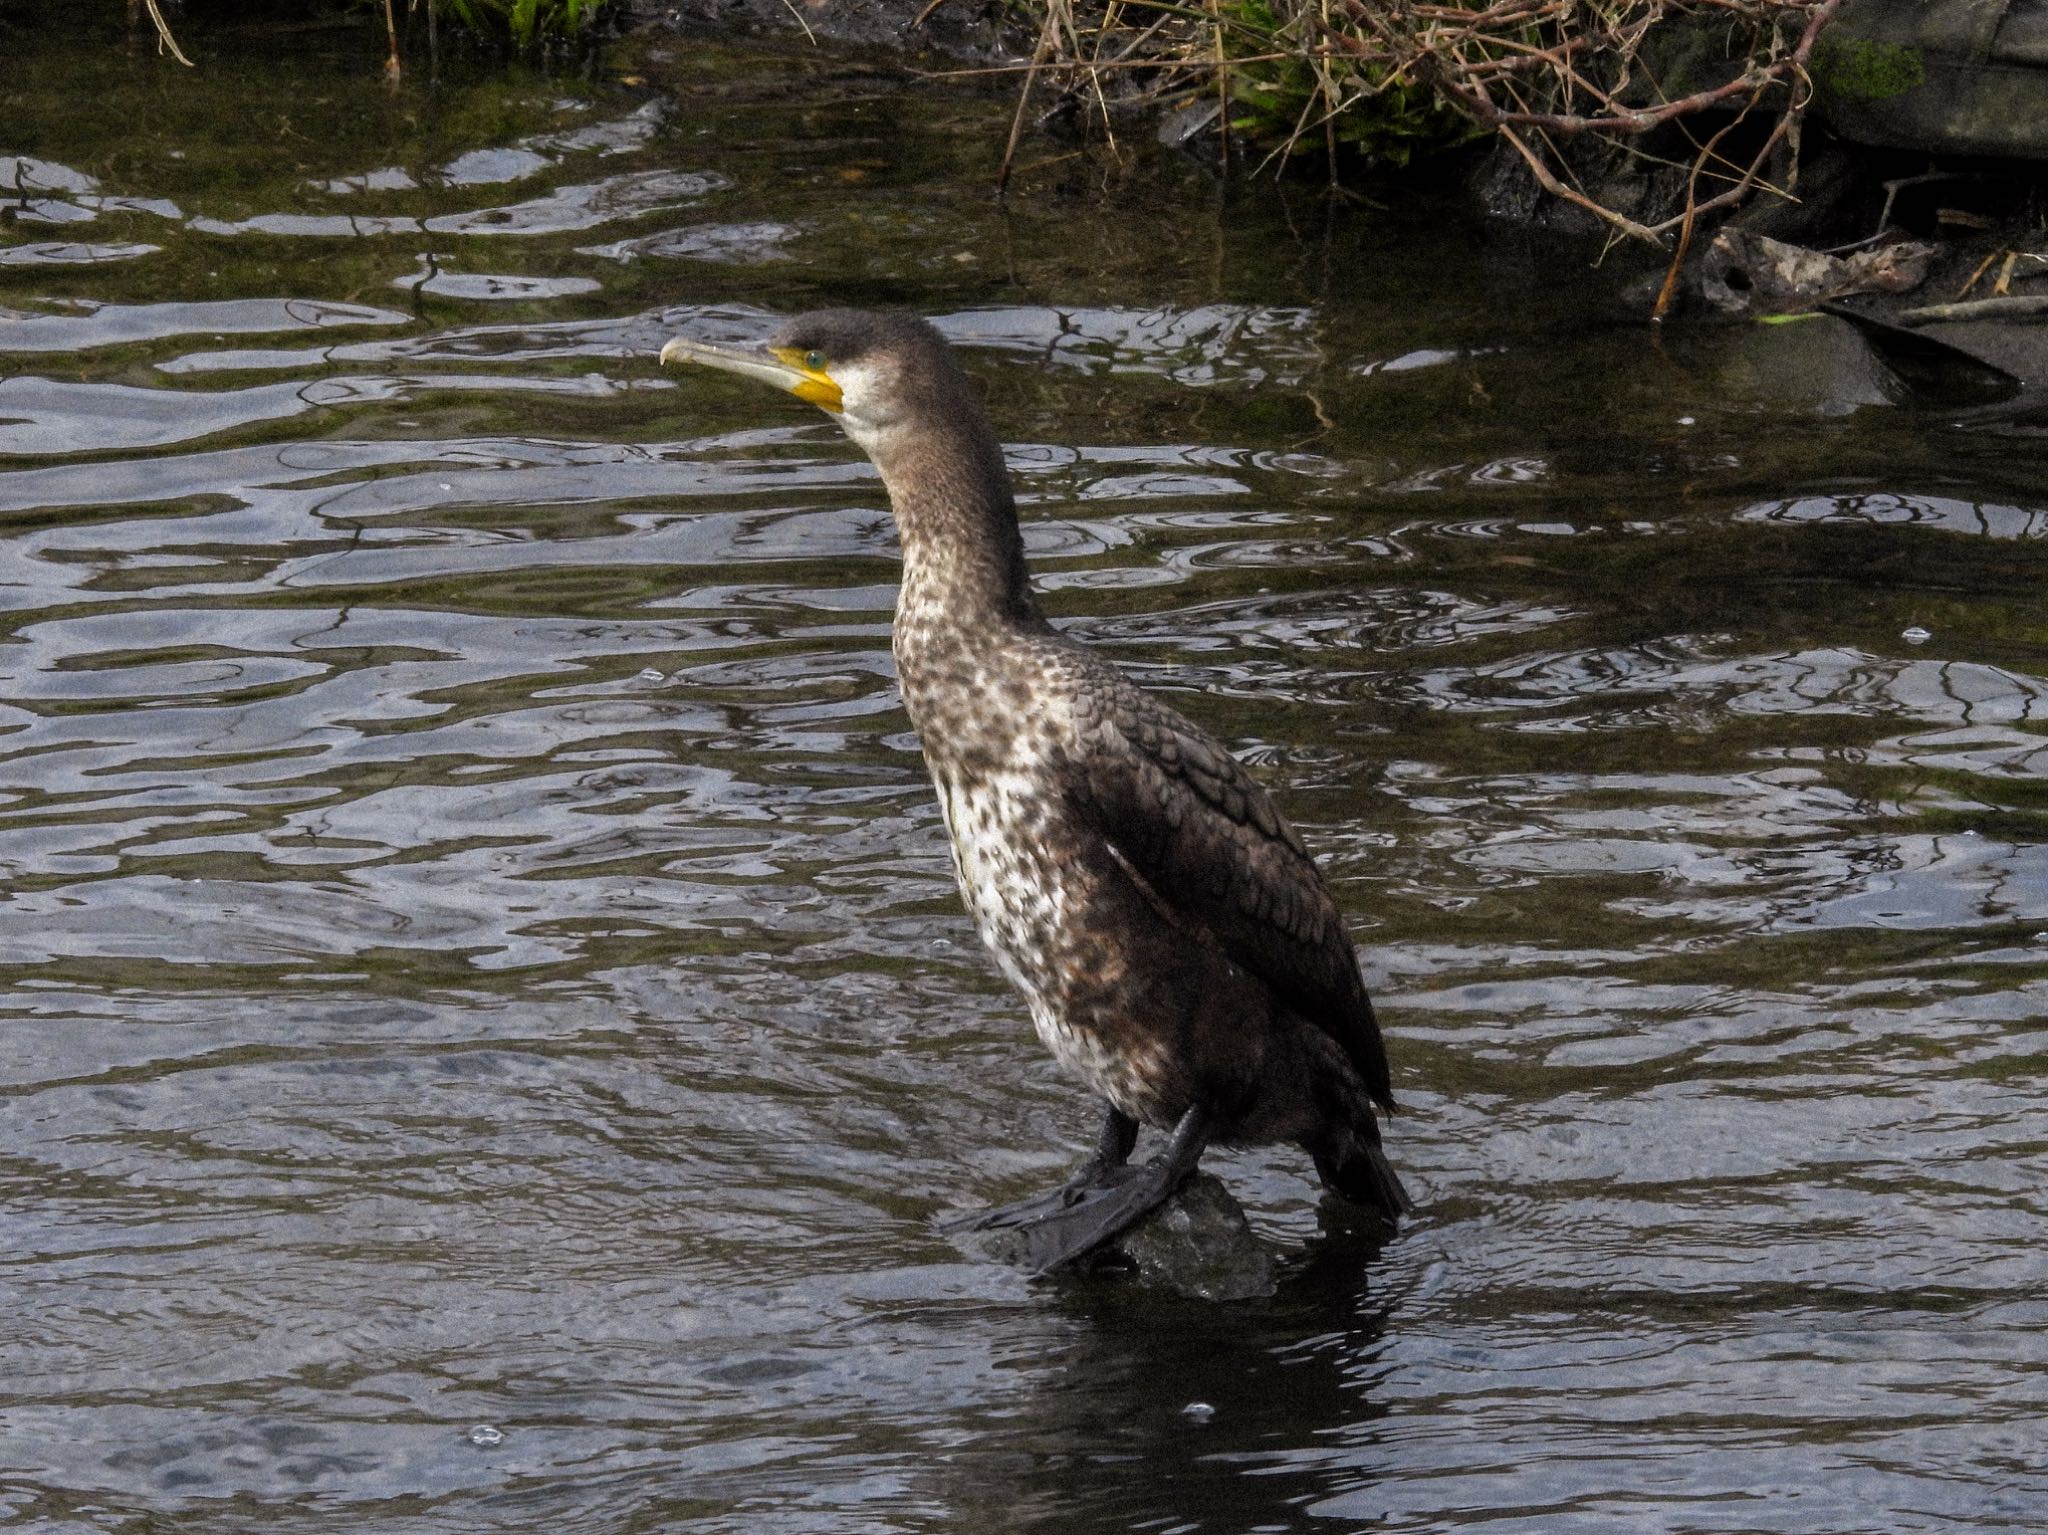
[939,1103,1136,1237]
[939,1163,1132,1229]
[944,1105,1211,1275]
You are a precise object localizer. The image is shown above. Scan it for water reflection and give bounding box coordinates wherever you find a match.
[0,298,408,354]
[1744,490,2048,540]
[2,10,2046,1535]
[944,304,1322,385]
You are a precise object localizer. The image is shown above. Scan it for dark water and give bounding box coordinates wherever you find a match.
[4,12,2046,1533]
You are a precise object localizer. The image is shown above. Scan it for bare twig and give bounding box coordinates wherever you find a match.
[1897,295,2048,327]
[142,0,194,66]
[998,4,1065,194]
[1954,248,2003,302]
[1655,89,1761,314]
[775,0,819,45]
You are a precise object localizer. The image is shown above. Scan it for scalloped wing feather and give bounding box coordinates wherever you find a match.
[1065,673,1394,1110]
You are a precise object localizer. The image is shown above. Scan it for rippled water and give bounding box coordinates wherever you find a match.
[4,11,2046,1533]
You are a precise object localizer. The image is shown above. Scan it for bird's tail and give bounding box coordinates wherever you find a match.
[1305,1071,1414,1222]
[1311,1133,1413,1221]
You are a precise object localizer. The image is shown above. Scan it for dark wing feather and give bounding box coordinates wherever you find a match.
[1063,671,1394,1110]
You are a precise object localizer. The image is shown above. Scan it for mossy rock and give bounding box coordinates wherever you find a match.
[1811,35,1928,103]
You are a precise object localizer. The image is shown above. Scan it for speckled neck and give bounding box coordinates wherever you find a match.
[863,412,1043,643]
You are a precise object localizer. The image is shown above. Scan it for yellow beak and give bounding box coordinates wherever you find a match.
[659,335,844,413]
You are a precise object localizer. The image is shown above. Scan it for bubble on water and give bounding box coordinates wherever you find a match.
[1181,1401,1216,1424]
[1902,626,1932,645]
[468,1424,504,1448]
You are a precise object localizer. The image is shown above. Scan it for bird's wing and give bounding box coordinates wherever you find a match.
[1063,672,1393,1110]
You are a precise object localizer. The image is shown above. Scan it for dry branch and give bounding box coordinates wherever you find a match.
[966,0,1845,245]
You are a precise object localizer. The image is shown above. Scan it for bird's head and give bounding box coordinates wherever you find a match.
[660,308,969,460]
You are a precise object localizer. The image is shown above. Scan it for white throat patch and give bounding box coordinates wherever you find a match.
[825,356,899,456]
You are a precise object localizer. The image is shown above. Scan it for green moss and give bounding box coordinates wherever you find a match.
[1812,36,1927,103]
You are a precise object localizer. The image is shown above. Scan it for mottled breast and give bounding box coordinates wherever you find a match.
[915,647,1075,992]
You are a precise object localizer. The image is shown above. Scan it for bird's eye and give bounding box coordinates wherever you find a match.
[804,350,825,370]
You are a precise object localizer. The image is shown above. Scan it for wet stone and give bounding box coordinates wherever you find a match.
[1108,1173,1279,1302]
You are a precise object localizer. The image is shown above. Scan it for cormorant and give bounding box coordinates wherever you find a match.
[660,309,1410,1273]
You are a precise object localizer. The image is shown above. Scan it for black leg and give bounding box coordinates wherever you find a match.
[948,1104,1213,1276]
[1078,1104,1139,1182]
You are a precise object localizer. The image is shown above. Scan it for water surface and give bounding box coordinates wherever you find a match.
[3,11,2045,1533]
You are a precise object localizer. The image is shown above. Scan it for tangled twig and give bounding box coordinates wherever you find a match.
[956,0,1844,245]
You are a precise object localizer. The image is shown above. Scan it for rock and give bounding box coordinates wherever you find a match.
[1106,1172,1278,1302]
[1813,0,2048,161]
